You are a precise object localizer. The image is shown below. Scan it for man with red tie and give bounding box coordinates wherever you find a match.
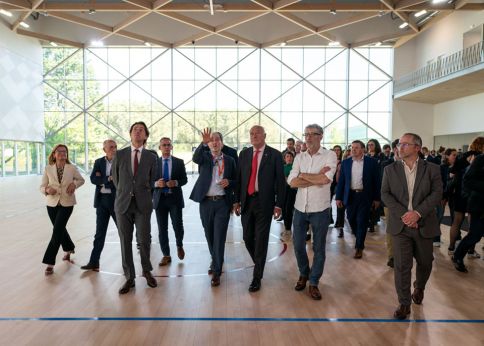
[233,125,286,292]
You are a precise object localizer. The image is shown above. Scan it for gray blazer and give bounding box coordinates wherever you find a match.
[381,159,442,238]
[112,146,157,214]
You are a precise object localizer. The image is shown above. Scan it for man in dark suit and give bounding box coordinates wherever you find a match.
[336,140,381,259]
[220,134,238,167]
[153,137,187,267]
[81,139,118,271]
[190,128,236,287]
[112,121,158,294]
[233,125,285,292]
[381,133,442,319]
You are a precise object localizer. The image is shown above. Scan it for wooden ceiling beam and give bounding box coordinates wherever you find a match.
[394,11,451,48]
[261,31,314,48]
[317,12,379,32]
[394,0,427,10]
[48,12,112,32]
[11,0,44,31]
[454,0,469,10]
[215,12,268,33]
[350,31,411,48]
[273,0,301,11]
[16,28,84,47]
[380,0,419,32]
[122,0,151,10]
[0,0,29,10]
[157,12,215,33]
[250,0,273,11]
[116,30,171,47]
[173,31,212,48]
[101,12,150,40]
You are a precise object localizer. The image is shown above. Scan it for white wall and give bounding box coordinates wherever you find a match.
[392,100,434,148]
[395,11,484,78]
[0,23,44,142]
[434,92,484,135]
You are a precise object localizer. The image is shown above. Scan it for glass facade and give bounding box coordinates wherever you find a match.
[36,46,393,173]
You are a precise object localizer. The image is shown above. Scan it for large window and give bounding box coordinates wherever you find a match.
[43,46,393,172]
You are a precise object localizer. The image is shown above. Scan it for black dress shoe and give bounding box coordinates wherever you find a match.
[305,232,311,242]
[208,261,214,275]
[338,229,344,238]
[119,279,135,294]
[143,271,157,288]
[412,288,424,305]
[452,257,468,273]
[393,304,411,320]
[294,276,308,291]
[248,278,261,292]
[80,263,99,271]
[211,275,220,287]
[387,258,394,268]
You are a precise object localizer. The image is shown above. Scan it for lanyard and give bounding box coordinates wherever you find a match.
[213,155,224,178]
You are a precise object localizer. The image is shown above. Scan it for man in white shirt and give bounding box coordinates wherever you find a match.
[287,124,337,300]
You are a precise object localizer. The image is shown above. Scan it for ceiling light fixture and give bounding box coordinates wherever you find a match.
[144,42,152,47]
[431,0,446,3]
[330,9,336,15]
[414,10,427,18]
[0,9,12,17]
[375,41,382,47]
[378,11,385,17]
[91,40,103,47]
[88,9,96,15]
[280,41,287,47]
[50,41,58,47]
[399,22,409,29]
[328,41,340,46]
[19,21,30,28]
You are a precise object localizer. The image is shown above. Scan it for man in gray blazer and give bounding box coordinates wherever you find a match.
[112,121,158,294]
[381,133,442,319]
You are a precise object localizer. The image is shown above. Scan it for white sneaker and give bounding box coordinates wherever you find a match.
[467,251,481,259]
[433,242,441,248]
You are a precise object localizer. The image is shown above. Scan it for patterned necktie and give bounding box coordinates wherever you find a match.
[162,158,169,193]
[133,149,139,176]
[247,149,260,195]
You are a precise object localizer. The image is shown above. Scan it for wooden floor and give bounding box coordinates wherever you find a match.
[0,175,483,346]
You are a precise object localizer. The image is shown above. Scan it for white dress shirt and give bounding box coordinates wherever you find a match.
[287,147,337,213]
[206,154,226,196]
[350,156,364,190]
[100,157,113,194]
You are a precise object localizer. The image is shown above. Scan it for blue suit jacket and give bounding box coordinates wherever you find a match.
[153,156,187,209]
[90,157,116,208]
[189,143,236,206]
[336,156,381,206]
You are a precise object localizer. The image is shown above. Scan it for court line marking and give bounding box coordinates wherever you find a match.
[1,317,483,323]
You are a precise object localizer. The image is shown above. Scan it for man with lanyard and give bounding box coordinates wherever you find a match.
[190,128,236,287]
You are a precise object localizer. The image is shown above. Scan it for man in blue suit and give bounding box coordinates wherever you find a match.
[336,140,381,259]
[190,128,236,287]
[153,137,188,267]
[81,139,117,271]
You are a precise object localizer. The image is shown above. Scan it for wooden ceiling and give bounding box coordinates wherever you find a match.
[0,0,483,48]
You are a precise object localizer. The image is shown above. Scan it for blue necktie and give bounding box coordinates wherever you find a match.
[162,158,169,193]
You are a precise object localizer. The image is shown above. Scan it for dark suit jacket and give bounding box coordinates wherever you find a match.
[222,145,238,167]
[463,154,484,215]
[189,144,236,207]
[235,145,285,215]
[153,156,187,210]
[381,159,442,238]
[336,156,381,206]
[90,156,116,208]
[112,147,157,214]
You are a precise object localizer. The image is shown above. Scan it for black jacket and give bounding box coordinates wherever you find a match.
[463,154,484,215]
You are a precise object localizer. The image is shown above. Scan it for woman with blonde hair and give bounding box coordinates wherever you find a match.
[40,144,85,275]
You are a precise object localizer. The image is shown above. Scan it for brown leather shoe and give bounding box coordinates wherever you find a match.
[308,285,322,300]
[62,250,74,262]
[45,266,54,276]
[393,304,411,320]
[211,275,220,287]
[354,249,363,259]
[177,247,185,260]
[412,288,424,305]
[143,271,157,288]
[118,279,135,294]
[159,256,172,266]
[294,276,308,291]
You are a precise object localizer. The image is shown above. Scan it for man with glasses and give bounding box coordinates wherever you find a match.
[153,137,188,267]
[287,124,337,300]
[381,133,442,319]
[81,139,117,271]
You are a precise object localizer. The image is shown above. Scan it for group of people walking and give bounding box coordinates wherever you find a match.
[39,120,484,319]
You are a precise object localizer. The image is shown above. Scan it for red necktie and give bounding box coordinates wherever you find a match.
[133,149,139,176]
[247,149,260,195]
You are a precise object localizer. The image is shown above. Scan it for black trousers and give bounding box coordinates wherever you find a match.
[454,212,484,261]
[42,205,75,265]
[155,194,184,257]
[241,195,273,280]
[283,185,297,231]
[89,194,116,266]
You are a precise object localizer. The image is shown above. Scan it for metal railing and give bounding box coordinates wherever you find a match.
[394,41,484,94]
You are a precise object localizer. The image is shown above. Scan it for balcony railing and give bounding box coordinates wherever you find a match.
[394,41,484,94]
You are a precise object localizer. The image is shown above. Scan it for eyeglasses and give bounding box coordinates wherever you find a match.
[397,143,416,149]
[303,132,321,137]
